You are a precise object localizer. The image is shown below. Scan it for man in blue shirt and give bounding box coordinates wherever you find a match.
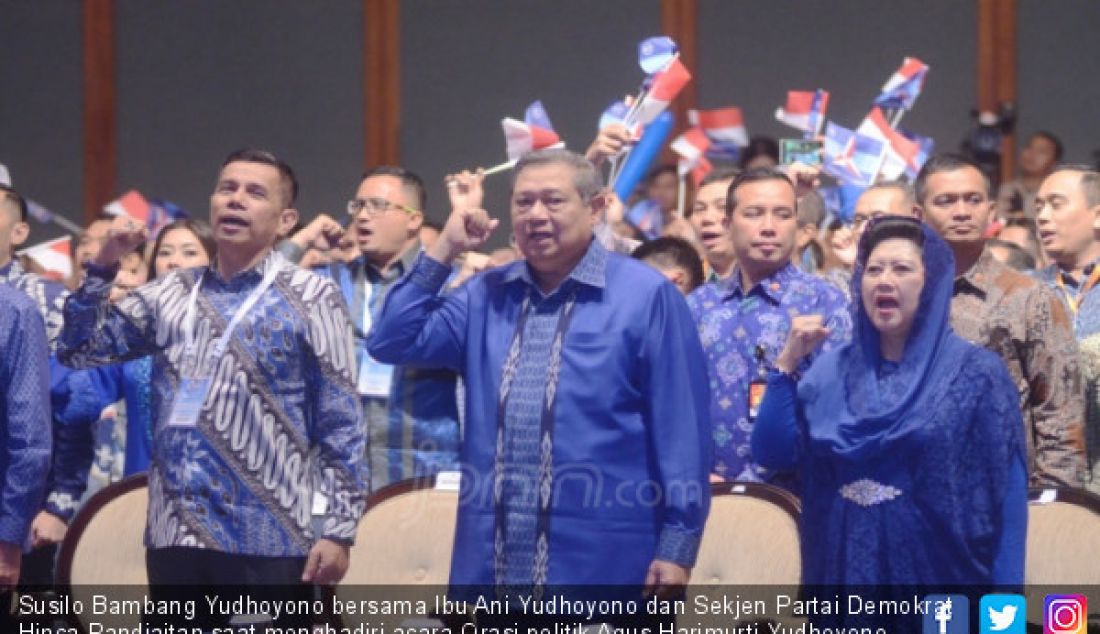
[369,148,711,605]
[688,168,852,485]
[0,285,51,604]
[279,166,460,492]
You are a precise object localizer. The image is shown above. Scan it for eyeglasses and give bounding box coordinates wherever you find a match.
[346,197,419,217]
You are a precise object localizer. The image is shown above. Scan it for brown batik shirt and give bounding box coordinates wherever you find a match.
[951,249,1088,487]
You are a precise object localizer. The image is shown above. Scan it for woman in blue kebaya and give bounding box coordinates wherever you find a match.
[752,215,1027,588]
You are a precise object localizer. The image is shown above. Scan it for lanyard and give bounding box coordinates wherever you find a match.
[1056,265,1100,315]
[183,261,284,365]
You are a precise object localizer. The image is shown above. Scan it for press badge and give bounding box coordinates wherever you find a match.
[168,376,212,428]
[357,353,394,397]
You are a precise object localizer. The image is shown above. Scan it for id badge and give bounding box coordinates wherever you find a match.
[748,379,767,421]
[168,376,213,428]
[357,353,394,397]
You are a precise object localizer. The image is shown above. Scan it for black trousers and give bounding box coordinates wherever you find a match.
[144,546,313,631]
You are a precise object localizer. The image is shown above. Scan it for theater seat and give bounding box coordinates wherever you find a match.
[1023,487,1100,628]
[336,475,460,630]
[56,473,149,632]
[1026,487,1100,584]
[690,482,801,585]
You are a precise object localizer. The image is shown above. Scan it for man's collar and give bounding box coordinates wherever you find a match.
[954,248,998,299]
[0,258,20,281]
[503,238,609,293]
[211,248,284,284]
[361,240,421,282]
[720,262,796,302]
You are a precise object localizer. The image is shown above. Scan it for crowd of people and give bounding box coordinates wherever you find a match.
[0,121,1098,629]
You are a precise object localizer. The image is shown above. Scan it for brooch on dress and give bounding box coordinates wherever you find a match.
[839,479,903,506]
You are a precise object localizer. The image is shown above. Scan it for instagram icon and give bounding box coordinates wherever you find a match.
[1045,595,1087,634]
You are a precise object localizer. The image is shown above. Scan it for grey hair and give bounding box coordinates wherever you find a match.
[864,179,916,208]
[512,148,604,201]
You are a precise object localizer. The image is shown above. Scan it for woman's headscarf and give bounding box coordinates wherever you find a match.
[799,216,972,459]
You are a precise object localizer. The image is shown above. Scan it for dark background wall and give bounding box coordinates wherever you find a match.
[1017,0,1100,165]
[2,1,1098,249]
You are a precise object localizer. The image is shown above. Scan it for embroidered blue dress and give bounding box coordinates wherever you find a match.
[752,223,1027,588]
[368,240,711,597]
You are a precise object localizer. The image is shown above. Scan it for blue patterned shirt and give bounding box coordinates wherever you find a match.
[0,284,52,544]
[58,251,367,556]
[369,240,712,588]
[688,263,852,483]
[1,258,112,520]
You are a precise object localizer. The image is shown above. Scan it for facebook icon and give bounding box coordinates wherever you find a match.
[923,595,970,634]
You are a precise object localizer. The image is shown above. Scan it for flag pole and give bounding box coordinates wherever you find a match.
[677,171,686,218]
[889,108,906,129]
[483,142,566,177]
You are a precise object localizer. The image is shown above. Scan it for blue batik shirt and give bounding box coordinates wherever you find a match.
[58,251,367,556]
[0,285,52,545]
[1,258,111,521]
[687,262,852,484]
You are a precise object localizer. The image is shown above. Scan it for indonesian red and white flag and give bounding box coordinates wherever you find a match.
[857,107,922,180]
[104,190,152,224]
[775,89,830,136]
[19,235,72,281]
[631,57,692,126]
[688,107,749,151]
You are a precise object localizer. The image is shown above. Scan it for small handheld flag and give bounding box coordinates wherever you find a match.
[688,107,749,160]
[775,90,830,138]
[874,57,929,112]
[18,235,73,280]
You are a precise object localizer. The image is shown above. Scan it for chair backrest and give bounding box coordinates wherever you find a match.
[339,475,460,587]
[56,473,149,632]
[689,482,802,586]
[335,476,459,630]
[1026,487,1100,584]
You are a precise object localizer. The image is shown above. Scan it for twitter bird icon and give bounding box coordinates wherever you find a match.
[981,595,1027,634]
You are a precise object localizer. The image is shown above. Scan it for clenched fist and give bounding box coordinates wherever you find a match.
[91,215,148,268]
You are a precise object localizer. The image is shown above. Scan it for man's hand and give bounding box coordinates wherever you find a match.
[783,161,822,198]
[775,314,831,373]
[290,213,345,252]
[301,538,351,585]
[643,559,690,600]
[0,541,22,591]
[446,169,486,212]
[585,124,633,165]
[30,511,67,548]
[427,208,499,266]
[92,216,148,268]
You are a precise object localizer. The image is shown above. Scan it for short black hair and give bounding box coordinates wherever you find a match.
[646,163,678,184]
[726,167,794,215]
[913,153,992,204]
[632,236,704,292]
[859,215,925,265]
[362,166,427,212]
[222,148,299,206]
[0,184,28,222]
[699,167,740,188]
[738,135,779,170]
[1030,131,1064,162]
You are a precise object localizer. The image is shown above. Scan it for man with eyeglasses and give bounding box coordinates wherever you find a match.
[915,154,1087,488]
[368,148,710,613]
[285,166,460,492]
